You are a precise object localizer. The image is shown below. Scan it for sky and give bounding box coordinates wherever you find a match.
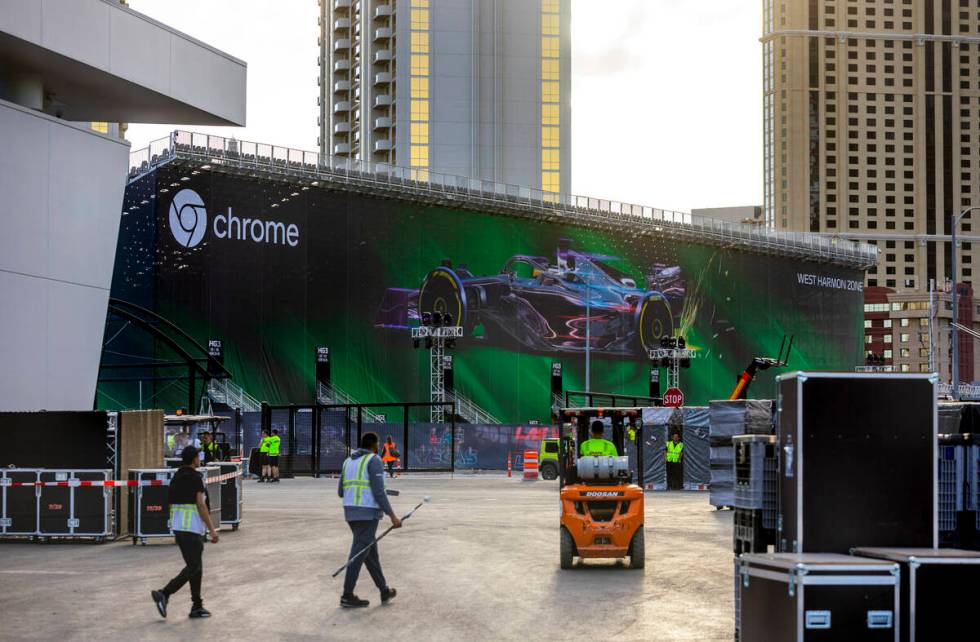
[127,0,762,213]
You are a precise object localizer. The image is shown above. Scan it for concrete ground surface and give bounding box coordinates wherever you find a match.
[0,475,734,641]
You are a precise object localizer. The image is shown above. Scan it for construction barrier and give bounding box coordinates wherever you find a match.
[522,450,538,481]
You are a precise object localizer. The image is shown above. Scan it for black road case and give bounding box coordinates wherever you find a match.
[219,461,243,530]
[1,469,39,537]
[851,547,980,642]
[200,465,221,529]
[776,372,936,553]
[128,467,222,544]
[37,470,112,541]
[737,553,900,642]
[128,468,175,544]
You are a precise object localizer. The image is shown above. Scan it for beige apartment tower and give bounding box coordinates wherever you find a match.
[318,0,572,196]
[764,0,980,292]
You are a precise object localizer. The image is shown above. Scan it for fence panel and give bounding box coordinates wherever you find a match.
[317,408,350,474]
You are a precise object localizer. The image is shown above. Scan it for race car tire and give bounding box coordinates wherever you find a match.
[636,293,674,355]
[419,267,469,329]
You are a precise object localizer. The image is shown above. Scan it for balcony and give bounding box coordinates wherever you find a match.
[334,80,351,93]
[334,122,351,133]
[334,0,351,8]
[374,27,393,40]
[374,72,392,85]
[333,38,351,51]
[333,59,350,72]
[334,142,351,154]
[373,116,393,129]
[373,139,394,152]
[333,101,351,113]
[374,4,393,18]
[373,94,393,107]
[334,18,351,30]
[374,49,393,63]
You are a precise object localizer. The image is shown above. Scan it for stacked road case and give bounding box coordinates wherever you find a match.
[851,547,980,641]
[737,553,900,641]
[1,469,112,542]
[733,435,779,554]
[128,468,175,544]
[1,469,40,537]
[219,461,243,530]
[128,466,223,544]
[936,433,978,549]
[735,373,940,641]
[775,373,936,554]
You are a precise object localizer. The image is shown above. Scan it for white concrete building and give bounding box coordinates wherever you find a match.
[318,0,571,196]
[0,0,246,411]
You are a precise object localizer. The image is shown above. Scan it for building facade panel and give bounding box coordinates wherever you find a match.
[767,0,980,294]
[319,0,571,193]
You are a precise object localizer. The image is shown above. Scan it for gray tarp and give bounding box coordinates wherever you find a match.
[636,407,710,491]
[708,400,775,507]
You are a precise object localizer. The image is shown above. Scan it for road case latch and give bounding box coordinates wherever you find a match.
[804,611,831,629]
[867,611,893,629]
[67,518,79,528]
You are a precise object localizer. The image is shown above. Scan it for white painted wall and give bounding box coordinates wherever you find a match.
[0,98,128,410]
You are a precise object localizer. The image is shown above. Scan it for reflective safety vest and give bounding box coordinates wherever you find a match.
[167,434,176,452]
[666,441,684,463]
[580,438,618,457]
[170,503,206,535]
[268,435,281,456]
[259,437,271,453]
[341,454,380,510]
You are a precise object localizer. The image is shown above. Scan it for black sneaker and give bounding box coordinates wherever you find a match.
[257,478,265,483]
[189,606,211,618]
[340,593,369,608]
[381,587,397,604]
[151,590,168,618]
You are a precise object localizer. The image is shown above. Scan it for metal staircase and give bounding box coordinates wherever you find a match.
[447,391,501,425]
[207,378,262,413]
[317,382,386,423]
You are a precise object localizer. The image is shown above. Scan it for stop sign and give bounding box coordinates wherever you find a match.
[663,387,685,408]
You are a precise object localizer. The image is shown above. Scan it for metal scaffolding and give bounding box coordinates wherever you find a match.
[128,130,878,270]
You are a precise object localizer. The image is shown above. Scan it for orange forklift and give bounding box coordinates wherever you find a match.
[557,408,645,569]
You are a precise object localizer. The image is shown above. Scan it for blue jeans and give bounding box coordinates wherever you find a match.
[343,520,388,595]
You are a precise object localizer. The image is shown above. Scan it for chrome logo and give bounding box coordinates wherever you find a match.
[168,189,208,248]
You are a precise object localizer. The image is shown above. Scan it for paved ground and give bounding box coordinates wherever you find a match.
[0,474,734,641]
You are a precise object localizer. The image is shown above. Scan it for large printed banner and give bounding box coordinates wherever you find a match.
[102,167,865,421]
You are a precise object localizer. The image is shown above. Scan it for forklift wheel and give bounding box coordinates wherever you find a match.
[540,462,558,481]
[628,528,645,569]
[560,527,576,569]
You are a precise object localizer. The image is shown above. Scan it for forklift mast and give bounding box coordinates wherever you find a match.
[556,408,644,489]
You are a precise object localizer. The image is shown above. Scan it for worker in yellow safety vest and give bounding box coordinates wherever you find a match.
[268,429,282,483]
[338,431,401,608]
[665,431,684,490]
[258,429,272,483]
[150,446,219,619]
[579,421,619,457]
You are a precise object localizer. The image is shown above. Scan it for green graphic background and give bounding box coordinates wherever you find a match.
[100,167,864,420]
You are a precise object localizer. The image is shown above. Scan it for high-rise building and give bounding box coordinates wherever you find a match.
[763,1,980,292]
[318,0,571,196]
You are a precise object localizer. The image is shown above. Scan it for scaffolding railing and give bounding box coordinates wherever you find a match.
[446,391,501,425]
[207,378,261,413]
[316,382,385,424]
[127,130,878,269]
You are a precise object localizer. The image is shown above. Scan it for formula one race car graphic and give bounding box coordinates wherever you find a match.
[375,239,685,357]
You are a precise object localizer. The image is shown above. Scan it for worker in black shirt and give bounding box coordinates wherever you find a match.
[151,446,219,619]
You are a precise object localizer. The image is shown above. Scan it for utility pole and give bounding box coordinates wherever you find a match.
[951,206,980,400]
